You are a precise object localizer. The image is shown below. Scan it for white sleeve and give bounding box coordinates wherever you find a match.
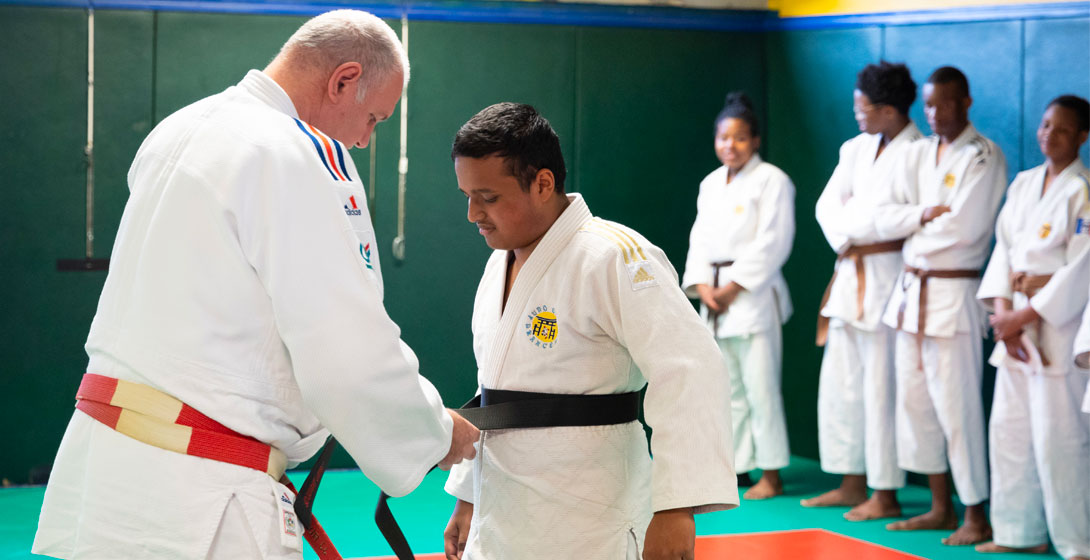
[598,245,738,514]
[1075,291,1090,369]
[443,386,482,503]
[240,152,452,498]
[1031,187,1090,327]
[874,145,928,240]
[681,188,713,297]
[815,141,873,249]
[977,192,1016,310]
[722,172,795,292]
[444,441,476,503]
[910,148,1007,257]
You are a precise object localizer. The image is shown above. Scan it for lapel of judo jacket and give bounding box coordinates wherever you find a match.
[481,194,593,389]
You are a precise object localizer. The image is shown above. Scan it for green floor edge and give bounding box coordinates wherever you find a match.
[1,456,1055,560]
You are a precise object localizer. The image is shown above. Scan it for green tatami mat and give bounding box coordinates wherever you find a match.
[2,457,1056,559]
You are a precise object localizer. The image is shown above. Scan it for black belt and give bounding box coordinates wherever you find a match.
[296,389,641,560]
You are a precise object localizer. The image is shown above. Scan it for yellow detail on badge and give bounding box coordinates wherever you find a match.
[632,267,655,284]
[943,173,956,188]
[531,311,558,343]
[734,205,744,214]
[1039,223,1051,239]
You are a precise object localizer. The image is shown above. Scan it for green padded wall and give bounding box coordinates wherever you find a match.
[1022,17,1090,168]
[575,27,766,272]
[0,6,156,484]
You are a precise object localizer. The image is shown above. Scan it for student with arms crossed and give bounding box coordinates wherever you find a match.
[807,61,923,521]
[875,66,1007,546]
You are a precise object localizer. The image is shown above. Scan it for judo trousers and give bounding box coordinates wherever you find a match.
[817,323,905,489]
[989,366,1090,558]
[719,329,790,472]
[893,330,989,506]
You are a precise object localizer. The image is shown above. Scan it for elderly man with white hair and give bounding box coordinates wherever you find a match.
[32,10,479,560]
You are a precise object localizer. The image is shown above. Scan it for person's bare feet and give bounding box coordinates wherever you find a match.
[801,487,867,508]
[974,541,1048,554]
[743,476,783,500]
[844,492,902,521]
[886,508,958,531]
[942,516,992,546]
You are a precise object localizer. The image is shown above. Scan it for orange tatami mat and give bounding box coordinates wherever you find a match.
[361,528,927,560]
[694,529,927,560]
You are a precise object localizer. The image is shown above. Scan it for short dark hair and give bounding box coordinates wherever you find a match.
[715,91,760,138]
[856,61,917,116]
[1048,94,1090,133]
[927,66,970,99]
[451,102,566,193]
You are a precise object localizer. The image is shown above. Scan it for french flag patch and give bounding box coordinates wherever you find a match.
[1076,218,1090,235]
[294,118,352,182]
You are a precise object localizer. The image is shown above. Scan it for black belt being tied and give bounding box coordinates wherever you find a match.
[294,388,641,560]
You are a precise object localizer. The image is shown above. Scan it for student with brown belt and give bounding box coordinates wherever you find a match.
[807,61,923,521]
[874,66,1008,546]
[975,95,1090,560]
[681,92,795,501]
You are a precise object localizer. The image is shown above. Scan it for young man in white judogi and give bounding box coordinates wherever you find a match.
[875,66,1007,545]
[33,11,479,560]
[682,92,795,501]
[807,62,922,521]
[442,103,737,560]
[975,95,1090,560]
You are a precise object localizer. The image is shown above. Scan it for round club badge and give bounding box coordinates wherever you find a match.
[526,305,559,348]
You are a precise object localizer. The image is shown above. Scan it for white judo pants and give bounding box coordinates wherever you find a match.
[989,366,1090,559]
[893,330,989,506]
[817,322,905,489]
[718,328,790,472]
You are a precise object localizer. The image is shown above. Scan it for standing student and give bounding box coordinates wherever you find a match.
[875,66,1007,545]
[682,92,795,500]
[442,103,737,560]
[807,61,922,521]
[975,95,1090,560]
[32,11,479,559]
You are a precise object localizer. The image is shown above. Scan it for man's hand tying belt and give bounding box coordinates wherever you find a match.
[440,410,480,470]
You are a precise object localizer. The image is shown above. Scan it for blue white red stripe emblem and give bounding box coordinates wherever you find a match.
[294,118,352,182]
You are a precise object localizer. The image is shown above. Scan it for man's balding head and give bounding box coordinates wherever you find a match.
[267,10,407,148]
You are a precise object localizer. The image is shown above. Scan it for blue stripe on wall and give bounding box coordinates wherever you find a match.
[0,0,1085,31]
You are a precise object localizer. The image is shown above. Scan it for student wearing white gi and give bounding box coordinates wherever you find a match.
[875,67,1006,545]
[975,95,1090,560]
[442,103,738,560]
[33,12,479,560]
[682,92,794,501]
[807,62,921,521]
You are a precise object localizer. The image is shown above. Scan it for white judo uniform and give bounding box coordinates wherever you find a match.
[682,154,795,473]
[876,124,1007,507]
[445,194,737,560]
[814,123,922,490]
[977,160,1090,558]
[1078,288,1090,412]
[33,70,453,560]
